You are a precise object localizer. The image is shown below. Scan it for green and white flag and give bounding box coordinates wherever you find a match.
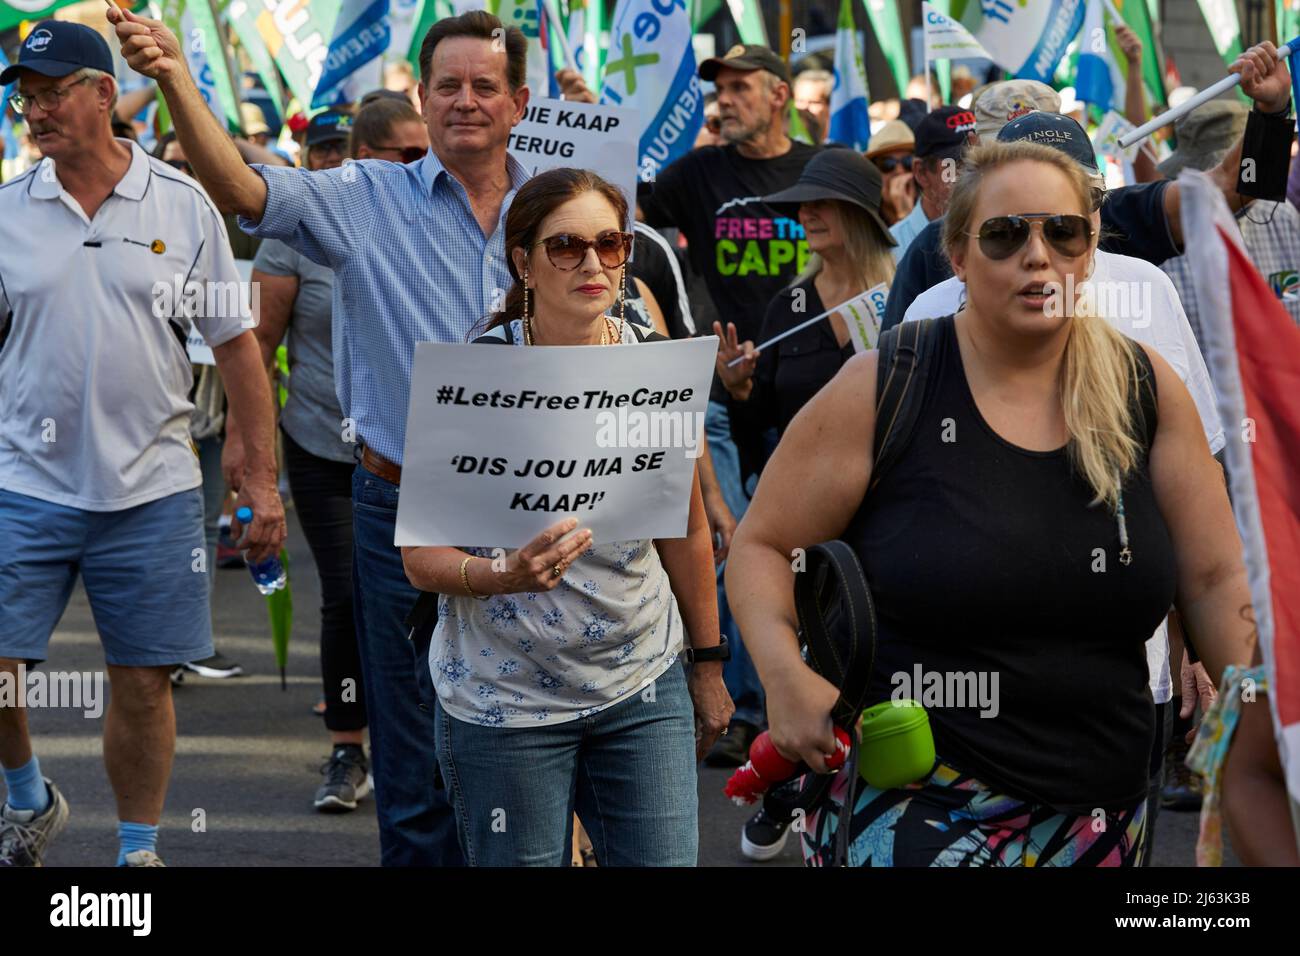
[1196,0,1243,67]
[405,0,455,73]
[0,0,81,33]
[224,0,285,115]
[724,0,766,45]
[1116,0,1166,107]
[862,0,910,98]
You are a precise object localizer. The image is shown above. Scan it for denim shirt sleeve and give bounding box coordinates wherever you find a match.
[237,163,379,270]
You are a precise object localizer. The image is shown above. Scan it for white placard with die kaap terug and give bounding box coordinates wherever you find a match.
[507,98,640,226]
[394,336,717,549]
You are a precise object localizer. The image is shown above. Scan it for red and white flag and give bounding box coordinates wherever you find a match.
[1181,171,1300,820]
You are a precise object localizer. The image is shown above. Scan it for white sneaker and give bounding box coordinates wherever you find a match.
[122,849,166,867]
[0,779,70,867]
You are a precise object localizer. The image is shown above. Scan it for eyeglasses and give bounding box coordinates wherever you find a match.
[704,116,721,134]
[531,231,634,270]
[874,154,913,173]
[308,140,348,159]
[370,144,427,163]
[8,75,93,115]
[969,214,1094,260]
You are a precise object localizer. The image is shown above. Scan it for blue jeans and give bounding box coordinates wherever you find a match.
[706,401,764,728]
[433,662,698,866]
[352,465,462,866]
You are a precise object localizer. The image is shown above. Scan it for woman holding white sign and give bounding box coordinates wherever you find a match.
[714,149,897,439]
[402,169,731,867]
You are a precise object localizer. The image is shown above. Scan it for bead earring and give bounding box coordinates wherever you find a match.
[523,269,531,319]
[619,266,627,327]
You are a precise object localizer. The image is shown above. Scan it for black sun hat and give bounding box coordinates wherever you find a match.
[762,148,897,245]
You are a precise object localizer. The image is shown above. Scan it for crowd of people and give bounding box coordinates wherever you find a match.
[0,6,1297,868]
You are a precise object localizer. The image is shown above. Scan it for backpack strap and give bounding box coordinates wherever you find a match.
[870,316,941,491]
[794,541,877,728]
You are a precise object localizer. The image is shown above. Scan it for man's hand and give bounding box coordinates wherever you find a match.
[221,431,246,494]
[106,5,187,85]
[555,68,597,104]
[1231,40,1292,114]
[1115,24,1142,66]
[230,475,286,564]
[1180,656,1217,744]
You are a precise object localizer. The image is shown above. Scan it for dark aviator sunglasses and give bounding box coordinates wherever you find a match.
[969,214,1094,260]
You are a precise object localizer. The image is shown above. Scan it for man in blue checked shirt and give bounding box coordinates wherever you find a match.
[112,5,542,867]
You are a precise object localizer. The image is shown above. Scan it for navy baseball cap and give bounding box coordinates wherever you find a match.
[306,108,354,146]
[0,21,114,85]
[914,106,977,160]
[996,111,1104,187]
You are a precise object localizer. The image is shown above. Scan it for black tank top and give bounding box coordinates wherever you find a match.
[845,315,1177,813]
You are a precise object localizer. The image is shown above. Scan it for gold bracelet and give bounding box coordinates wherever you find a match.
[459,555,489,600]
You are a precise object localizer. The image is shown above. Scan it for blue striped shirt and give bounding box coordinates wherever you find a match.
[238,150,528,464]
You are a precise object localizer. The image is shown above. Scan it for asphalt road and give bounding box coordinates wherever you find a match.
[16,502,1231,868]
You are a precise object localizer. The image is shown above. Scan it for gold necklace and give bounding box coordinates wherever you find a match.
[523,315,618,346]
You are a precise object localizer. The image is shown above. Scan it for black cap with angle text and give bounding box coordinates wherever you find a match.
[698,44,791,86]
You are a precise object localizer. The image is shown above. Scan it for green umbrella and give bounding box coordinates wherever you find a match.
[264,548,293,690]
[265,343,293,689]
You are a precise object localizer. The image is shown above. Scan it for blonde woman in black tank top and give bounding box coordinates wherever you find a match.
[725,142,1256,867]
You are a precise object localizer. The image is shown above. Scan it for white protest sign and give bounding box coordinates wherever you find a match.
[395,336,717,548]
[838,283,889,354]
[184,259,256,365]
[508,98,640,222]
[1094,110,1141,164]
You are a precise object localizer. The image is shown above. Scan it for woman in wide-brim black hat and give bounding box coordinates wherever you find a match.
[713,147,897,440]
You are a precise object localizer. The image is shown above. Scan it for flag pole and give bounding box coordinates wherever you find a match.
[543,0,578,73]
[204,0,245,134]
[1119,36,1300,147]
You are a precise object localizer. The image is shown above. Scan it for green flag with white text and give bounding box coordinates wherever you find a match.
[1116,0,1165,107]
[724,0,766,45]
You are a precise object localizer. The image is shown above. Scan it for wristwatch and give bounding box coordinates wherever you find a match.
[684,636,730,664]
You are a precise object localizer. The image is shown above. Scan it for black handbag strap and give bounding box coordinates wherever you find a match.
[870,316,940,491]
[766,540,878,850]
[793,540,877,728]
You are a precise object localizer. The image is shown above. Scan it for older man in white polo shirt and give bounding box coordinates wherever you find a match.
[0,21,284,867]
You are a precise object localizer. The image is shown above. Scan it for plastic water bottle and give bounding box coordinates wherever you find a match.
[235,506,286,595]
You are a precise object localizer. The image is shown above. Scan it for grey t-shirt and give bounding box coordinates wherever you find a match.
[252,239,353,464]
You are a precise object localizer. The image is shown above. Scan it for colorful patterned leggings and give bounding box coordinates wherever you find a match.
[801,759,1148,867]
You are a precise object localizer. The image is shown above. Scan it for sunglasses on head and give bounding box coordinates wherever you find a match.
[531,231,633,271]
[874,154,913,173]
[970,214,1094,260]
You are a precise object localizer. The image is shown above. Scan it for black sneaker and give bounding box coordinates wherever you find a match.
[1161,738,1204,812]
[703,719,759,768]
[183,651,244,679]
[314,746,372,813]
[741,807,791,862]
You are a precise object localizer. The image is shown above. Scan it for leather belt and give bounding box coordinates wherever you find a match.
[361,446,402,486]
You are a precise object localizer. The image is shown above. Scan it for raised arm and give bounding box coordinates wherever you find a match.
[107,6,267,220]
[1164,40,1292,245]
[724,351,878,770]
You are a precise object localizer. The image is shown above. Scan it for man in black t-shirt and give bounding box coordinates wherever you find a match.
[638,43,819,771]
[640,44,818,347]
